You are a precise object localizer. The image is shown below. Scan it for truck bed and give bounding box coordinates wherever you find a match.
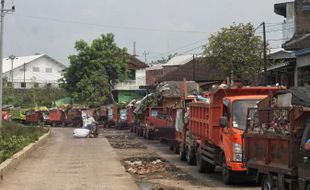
[245,133,298,176]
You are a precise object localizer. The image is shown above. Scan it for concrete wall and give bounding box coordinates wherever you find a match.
[283,2,295,42]
[296,53,310,68]
[114,68,146,90]
[295,0,310,36]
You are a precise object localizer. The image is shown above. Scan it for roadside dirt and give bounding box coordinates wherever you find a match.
[104,129,206,190]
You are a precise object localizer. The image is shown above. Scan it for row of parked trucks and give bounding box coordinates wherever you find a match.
[128,82,310,190]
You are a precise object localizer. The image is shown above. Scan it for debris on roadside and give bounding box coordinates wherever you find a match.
[105,135,147,149]
[122,157,167,175]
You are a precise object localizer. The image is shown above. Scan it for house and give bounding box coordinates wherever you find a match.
[267,49,296,87]
[162,55,193,76]
[157,57,222,90]
[2,54,67,89]
[113,55,149,104]
[275,0,310,86]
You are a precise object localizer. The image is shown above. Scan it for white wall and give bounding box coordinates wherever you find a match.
[282,2,295,43]
[114,68,146,90]
[3,56,66,88]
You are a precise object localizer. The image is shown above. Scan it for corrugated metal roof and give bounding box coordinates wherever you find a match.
[163,55,193,66]
[146,64,163,71]
[2,54,44,73]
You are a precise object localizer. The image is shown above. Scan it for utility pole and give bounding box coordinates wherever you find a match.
[142,51,149,63]
[0,0,15,133]
[8,54,17,96]
[192,54,195,81]
[23,62,25,89]
[262,22,268,85]
[133,41,137,57]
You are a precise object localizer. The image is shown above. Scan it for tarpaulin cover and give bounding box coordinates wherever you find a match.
[275,87,310,107]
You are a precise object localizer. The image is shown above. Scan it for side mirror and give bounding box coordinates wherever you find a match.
[220,116,228,128]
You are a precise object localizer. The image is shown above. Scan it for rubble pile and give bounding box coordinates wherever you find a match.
[123,157,168,175]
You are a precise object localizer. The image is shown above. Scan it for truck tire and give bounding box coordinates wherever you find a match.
[179,144,186,161]
[197,153,207,173]
[174,144,179,154]
[186,148,196,165]
[222,158,234,185]
[196,152,215,173]
[179,150,186,161]
[261,175,273,190]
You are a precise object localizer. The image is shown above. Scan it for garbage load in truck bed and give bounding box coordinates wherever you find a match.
[244,87,310,190]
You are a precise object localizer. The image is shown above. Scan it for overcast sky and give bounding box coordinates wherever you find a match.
[4,0,287,65]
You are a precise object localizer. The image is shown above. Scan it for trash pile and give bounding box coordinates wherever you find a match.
[133,81,199,122]
[123,157,168,175]
[247,87,310,136]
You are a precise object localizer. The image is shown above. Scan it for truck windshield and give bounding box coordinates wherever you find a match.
[232,100,259,130]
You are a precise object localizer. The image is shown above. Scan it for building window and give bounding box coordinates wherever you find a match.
[33,67,40,72]
[21,82,26,88]
[298,65,310,86]
[46,68,53,73]
[46,83,52,88]
[19,68,26,72]
[128,69,136,80]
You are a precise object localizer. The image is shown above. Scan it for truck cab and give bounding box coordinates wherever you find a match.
[220,95,266,169]
[190,86,283,184]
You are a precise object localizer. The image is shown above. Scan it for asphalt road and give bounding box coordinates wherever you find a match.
[0,128,138,190]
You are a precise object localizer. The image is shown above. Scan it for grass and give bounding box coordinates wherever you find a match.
[0,121,48,163]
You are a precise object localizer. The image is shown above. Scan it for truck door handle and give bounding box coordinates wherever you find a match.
[304,157,308,163]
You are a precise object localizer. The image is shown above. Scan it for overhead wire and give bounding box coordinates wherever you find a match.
[11,13,210,34]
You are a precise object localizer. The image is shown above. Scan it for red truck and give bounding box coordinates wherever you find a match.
[47,108,66,127]
[65,108,83,127]
[184,85,282,184]
[143,107,176,141]
[244,88,310,190]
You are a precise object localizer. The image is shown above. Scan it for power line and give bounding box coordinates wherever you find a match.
[148,38,208,59]
[11,13,210,34]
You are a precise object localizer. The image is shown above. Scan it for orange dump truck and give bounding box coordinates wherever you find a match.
[186,86,283,184]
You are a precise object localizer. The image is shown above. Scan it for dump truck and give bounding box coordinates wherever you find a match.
[25,107,48,125]
[143,106,176,141]
[65,108,83,127]
[244,87,310,190]
[185,85,283,184]
[47,108,66,127]
[10,108,28,122]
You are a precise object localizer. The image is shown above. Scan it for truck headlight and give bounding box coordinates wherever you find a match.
[233,143,242,162]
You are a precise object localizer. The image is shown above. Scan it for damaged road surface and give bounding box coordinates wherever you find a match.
[105,129,260,190]
[0,128,139,190]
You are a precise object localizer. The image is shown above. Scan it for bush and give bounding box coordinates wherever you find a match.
[0,121,48,163]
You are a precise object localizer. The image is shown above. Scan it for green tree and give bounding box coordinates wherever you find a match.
[62,33,128,106]
[203,23,265,84]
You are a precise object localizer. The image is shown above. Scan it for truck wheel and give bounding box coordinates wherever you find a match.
[196,152,215,173]
[174,145,179,154]
[261,175,273,190]
[179,150,186,161]
[186,149,196,165]
[222,159,234,185]
[197,153,207,173]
